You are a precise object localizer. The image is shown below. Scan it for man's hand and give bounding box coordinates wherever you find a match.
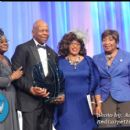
[30,86,49,97]
[51,94,65,104]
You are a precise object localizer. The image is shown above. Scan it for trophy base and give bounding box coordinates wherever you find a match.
[44,93,64,103]
[44,96,57,103]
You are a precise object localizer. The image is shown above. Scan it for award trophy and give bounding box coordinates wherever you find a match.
[32,58,64,103]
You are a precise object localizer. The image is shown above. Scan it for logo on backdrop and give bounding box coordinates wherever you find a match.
[0,92,9,122]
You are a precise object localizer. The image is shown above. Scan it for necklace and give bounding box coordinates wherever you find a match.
[66,56,81,69]
[105,49,118,67]
[106,55,113,61]
[106,49,118,61]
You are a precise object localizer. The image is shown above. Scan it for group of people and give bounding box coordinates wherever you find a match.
[0,19,130,130]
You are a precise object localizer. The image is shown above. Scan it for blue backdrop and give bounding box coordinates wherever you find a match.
[0,2,130,59]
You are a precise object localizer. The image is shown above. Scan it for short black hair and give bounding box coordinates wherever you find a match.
[0,28,4,36]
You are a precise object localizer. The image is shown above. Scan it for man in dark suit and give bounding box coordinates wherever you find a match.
[11,19,64,130]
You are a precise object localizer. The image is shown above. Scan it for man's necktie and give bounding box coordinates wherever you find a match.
[37,44,46,49]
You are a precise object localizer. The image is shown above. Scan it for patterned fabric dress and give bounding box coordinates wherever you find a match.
[0,56,19,130]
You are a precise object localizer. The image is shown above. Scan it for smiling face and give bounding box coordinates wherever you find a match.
[0,36,8,54]
[102,35,117,54]
[69,40,81,56]
[32,20,49,44]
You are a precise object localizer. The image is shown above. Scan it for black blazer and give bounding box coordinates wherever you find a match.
[11,39,58,112]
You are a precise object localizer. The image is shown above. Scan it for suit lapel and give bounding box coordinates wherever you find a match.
[98,53,111,75]
[109,49,123,73]
[46,46,55,61]
[29,40,41,64]
[100,53,107,67]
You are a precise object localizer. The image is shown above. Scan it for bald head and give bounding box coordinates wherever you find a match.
[32,19,49,44]
[33,19,48,31]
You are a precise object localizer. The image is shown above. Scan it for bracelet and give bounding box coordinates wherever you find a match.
[97,100,102,104]
[91,101,96,104]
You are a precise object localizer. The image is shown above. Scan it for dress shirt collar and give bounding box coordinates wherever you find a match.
[33,38,46,47]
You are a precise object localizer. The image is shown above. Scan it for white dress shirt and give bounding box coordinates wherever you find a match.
[33,39,48,77]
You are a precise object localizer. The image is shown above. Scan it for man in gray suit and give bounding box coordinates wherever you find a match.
[11,19,64,130]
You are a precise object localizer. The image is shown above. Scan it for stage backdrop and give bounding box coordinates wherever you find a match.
[0,1,130,130]
[0,2,130,59]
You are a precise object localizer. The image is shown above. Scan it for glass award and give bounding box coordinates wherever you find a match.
[32,59,64,103]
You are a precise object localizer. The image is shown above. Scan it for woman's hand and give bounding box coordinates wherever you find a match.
[10,66,23,81]
[95,103,102,117]
[94,95,102,116]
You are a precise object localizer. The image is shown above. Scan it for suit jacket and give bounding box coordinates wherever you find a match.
[93,49,130,102]
[11,39,58,112]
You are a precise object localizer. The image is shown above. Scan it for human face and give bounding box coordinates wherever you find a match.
[102,35,117,54]
[33,21,49,44]
[0,36,8,54]
[69,40,81,56]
